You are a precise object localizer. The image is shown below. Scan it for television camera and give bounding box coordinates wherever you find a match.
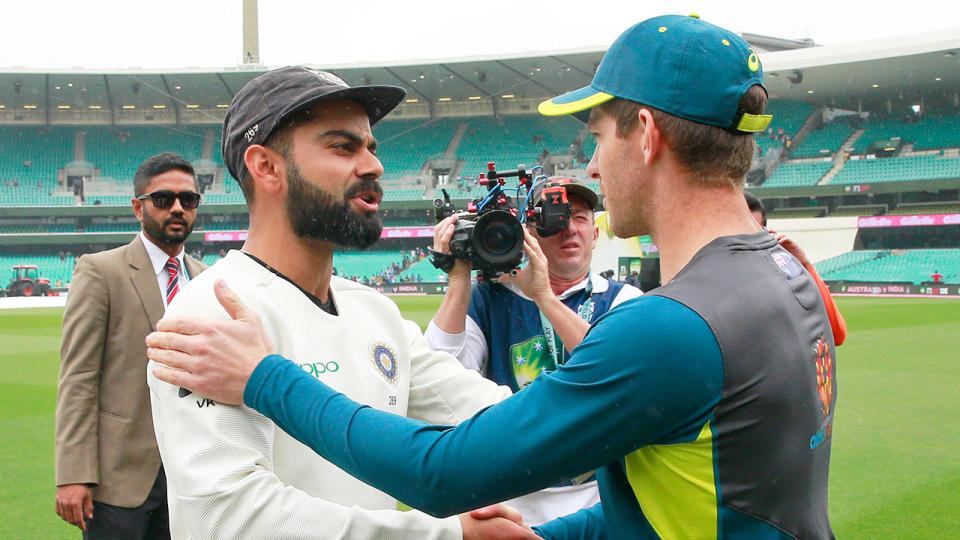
[432,162,575,280]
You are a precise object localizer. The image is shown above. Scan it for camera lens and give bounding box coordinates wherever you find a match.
[474,211,524,263]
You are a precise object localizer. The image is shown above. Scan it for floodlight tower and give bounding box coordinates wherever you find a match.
[243,0,260,64]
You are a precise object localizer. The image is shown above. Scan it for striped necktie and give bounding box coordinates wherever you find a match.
[164,257,180,305]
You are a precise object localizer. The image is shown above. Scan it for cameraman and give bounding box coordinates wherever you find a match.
[424,177,642,526]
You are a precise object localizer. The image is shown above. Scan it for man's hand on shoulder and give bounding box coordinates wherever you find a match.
[769,228,811,267]
[460,504,540,539]
[55,483,93,531]
[147,279,275,405]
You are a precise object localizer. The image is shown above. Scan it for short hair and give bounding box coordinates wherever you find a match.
[597,85,768,187]
[237,106,319,204]
[133,152,196,196]
[744,191,766,226]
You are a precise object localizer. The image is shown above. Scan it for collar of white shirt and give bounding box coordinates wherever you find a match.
[139,231,187,280]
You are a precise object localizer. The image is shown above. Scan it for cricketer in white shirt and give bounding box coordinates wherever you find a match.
[148,250,513,539]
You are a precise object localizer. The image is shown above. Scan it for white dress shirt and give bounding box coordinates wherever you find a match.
[139,231,190,308]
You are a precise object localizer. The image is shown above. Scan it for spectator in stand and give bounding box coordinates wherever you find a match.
[745,191,846,345]
[931,270,943,283]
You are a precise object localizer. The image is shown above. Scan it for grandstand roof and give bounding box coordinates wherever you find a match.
[0,29,957,119]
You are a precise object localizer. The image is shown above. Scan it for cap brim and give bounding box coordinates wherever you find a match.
[281,84,406,127]
[564,184,600,210]
[538,86,614,123]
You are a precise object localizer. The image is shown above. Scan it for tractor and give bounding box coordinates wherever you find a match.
[3,265,52,297]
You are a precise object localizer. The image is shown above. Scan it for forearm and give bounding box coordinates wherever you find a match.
[424,318,488,372]
[534,294,590,352]
[432,274,472,334]
[245,355,611,516]
[533,504,608,540]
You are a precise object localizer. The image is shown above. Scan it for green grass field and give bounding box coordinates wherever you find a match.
[2,297,958,538]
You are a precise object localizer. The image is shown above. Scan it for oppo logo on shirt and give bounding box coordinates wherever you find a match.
[299,361,340,377]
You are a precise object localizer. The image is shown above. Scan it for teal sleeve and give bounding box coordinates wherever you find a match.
[533,504,608,540]
[244,296,723,518]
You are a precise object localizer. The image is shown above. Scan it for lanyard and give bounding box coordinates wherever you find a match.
[539,276,594,372]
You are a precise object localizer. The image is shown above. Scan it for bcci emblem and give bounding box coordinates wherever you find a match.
[813,335,833,416]
[370,343,399,385]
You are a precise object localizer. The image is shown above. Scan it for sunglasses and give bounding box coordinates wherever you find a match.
[137,190,201,210]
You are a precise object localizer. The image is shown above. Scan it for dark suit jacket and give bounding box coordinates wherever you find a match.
[55,235,206,507]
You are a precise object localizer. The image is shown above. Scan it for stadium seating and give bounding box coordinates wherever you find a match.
[763,160,834,187]
[83,126,209,182]
[381,186,426,202]
[0,189,74,207]
[815,250,884,276]
[332,250,407,281]
[201,253,224,267]
[0,127,73,187]
[755,100,816,155]
[373,118,461,179]
[790,117,857,158]
[83,222,139,232]
[457,115,580,177]
[398,256,446,282]
[0,254,76,285]
[852,113,960,154]
[817,249,960,284]
[198,218,249,230]
[0,223,75,233]
[830,155,960,185]
[201,192,247,205]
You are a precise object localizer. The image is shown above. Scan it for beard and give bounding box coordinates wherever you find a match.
[142,211,194,246]
[285,161,383,249]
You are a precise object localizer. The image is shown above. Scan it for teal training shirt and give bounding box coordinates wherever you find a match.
[244,232,836,539]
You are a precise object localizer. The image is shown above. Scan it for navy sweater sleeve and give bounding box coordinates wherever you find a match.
[245,296,723,518]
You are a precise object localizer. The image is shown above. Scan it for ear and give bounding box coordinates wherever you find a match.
[591,223,599,248]
[636,108,662,165]
[132,197,144,223]
[244,144,286,197]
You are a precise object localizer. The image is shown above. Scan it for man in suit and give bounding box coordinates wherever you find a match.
[55,152,206,538]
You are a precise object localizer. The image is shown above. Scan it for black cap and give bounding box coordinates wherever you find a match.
[222,66,406,182]
[529,176,599,210]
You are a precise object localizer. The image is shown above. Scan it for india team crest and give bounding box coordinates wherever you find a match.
[370,342,399,385]
[813,335,833,416]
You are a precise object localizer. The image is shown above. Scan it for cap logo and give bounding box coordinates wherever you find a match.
[658,26,668,33]
[308,69,348,87]
[748,50,760,72]
[244,124,259,142]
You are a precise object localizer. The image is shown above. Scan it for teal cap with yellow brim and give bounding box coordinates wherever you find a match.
[538,14,772,133]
